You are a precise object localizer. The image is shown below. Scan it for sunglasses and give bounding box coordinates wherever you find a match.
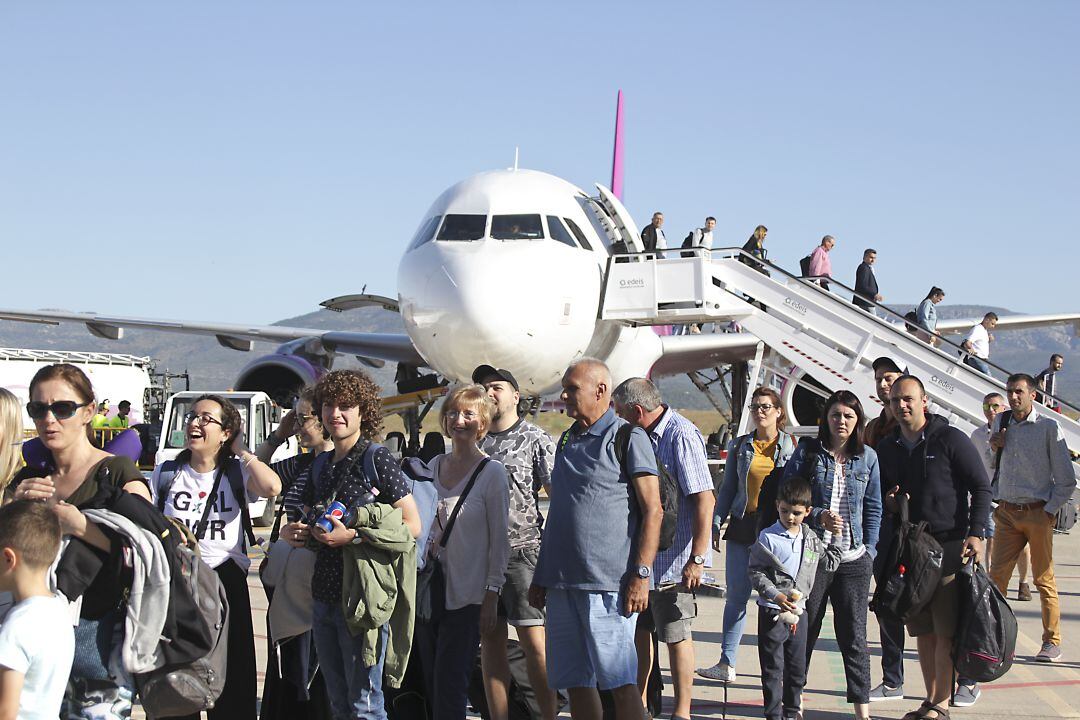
[183,411,224,428]
[295,413,317,426]
[26,400,90,420]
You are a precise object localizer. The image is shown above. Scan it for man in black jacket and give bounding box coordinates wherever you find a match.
[640,212,666,256]
[878,375,991,719]
[852,249,882,312]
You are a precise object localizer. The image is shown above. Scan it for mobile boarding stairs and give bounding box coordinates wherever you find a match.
[601,248,1080,455]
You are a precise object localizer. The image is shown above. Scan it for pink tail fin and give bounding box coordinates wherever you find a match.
[611,90,625,201]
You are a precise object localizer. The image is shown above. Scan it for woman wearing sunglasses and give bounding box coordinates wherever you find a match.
[698,387,795,683]
[254,386,334,720]
[150,394,281,720]
[9,364,152,720]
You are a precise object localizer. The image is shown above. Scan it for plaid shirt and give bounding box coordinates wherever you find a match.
[648,407,715,583]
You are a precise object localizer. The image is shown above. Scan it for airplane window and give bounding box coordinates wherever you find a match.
[546,216,578,248]
[437,214,487,241]
[491,214,543,240]
[407,215,442,250]
[563,218,594,251]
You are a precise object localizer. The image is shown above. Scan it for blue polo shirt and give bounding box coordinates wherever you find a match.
[534,408,658,592]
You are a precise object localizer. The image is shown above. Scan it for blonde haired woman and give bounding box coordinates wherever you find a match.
[0,388,23,490]
[417,384,510,720]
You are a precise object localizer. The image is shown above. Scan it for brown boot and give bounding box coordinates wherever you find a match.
[1018,582,1033,601]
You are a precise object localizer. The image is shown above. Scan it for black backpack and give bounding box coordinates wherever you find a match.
[614,424,679,551]
[799,254,813,276]
[870,494,944,623]
[952,559,1017,683]
[556,424,679,551]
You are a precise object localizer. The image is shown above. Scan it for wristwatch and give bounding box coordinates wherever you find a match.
[690,554,705,565]
[635,565,651,579]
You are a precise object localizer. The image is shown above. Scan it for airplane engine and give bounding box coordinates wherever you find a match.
[233,338,331,407]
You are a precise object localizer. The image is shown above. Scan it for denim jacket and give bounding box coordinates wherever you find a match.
[781,440,882,560]
[714,431,796,533]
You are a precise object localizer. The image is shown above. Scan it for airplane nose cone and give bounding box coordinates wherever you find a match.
[397,241,600,393]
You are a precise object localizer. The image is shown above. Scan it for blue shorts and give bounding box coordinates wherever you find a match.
[545,588,637,691]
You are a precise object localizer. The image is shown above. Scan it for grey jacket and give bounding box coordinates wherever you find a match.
[748,525,840,610]
[995,408,1076,515]
[83,508,172,674]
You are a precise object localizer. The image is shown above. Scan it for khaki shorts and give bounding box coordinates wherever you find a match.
[906,572,958,638]
[636,589,697,644]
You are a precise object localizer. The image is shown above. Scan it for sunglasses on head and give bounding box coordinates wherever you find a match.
[26,400,90,420]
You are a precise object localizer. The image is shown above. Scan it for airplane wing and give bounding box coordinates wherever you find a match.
[0,308,426,365]
[936,313,1080,335]
[651,332,762,376]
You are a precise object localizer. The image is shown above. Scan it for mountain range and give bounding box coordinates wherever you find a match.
[1,303,1075,413]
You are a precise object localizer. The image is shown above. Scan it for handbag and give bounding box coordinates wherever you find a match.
[723,511,759,544]
[415,457,490,624]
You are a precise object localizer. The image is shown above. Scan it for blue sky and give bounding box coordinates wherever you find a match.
[1,2,1077,324]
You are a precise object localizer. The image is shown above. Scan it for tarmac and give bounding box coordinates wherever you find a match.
[237,526,1080,719]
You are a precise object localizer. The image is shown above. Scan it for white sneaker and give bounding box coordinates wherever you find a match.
[696,661,736,682]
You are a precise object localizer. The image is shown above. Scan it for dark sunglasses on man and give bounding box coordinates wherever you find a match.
[25,400,90,421]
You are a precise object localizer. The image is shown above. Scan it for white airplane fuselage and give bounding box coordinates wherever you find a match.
[397,168,663,394]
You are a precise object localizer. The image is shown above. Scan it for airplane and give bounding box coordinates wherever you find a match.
[2,91,1078,432]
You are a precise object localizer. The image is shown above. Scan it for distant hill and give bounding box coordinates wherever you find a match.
[1,303,1075,413]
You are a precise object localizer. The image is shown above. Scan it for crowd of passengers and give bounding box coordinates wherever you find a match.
[0,351,1073,720]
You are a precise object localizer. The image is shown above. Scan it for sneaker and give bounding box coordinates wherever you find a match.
[1018,582,1033,601]
[951,682,981,707]
[1036,642,1062,662]
[868,682,904,702]
[696,661,736,682]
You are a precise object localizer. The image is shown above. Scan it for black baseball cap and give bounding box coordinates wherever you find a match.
[471,365,519,391]
[872,356,903,374]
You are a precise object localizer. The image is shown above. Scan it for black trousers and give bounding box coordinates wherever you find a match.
[757,606,808,720]
[804,553,873,705]
[175,559,258,720]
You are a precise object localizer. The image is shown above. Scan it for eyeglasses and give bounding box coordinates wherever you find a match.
[749,403,776,412]
[26,400,90,420]
[983,403,1005,410]
[183,411,224,428]
[447,410,479,420]
[295,413,317,426]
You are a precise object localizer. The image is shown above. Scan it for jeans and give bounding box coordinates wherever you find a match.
[964,355,991,374]
[721,540,752,667]
[311,601,388,720]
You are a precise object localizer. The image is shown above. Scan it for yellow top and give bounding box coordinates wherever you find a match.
[745,436,778,513]
[91,413,110,429]
[107,415,129,429]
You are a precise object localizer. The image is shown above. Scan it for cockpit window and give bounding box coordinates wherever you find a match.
[407,215,442,250]
[491,214,543,240]
[546,216,578,248]
[437,214,487,241]
[563,218,594,251]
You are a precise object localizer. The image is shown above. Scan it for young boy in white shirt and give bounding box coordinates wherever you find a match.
[0,501,75,720]
[748,479,840,720]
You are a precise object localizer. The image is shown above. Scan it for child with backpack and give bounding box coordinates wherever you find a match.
[0,501,75,720]
[150,393,282,720]
[749,478,840,720]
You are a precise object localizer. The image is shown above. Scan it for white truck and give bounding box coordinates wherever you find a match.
[155,390,297,526]
[0,347,153,426]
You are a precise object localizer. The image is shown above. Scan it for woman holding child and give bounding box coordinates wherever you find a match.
[782,390,882,720]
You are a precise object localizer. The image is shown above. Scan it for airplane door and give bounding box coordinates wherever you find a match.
[595,184,643,253]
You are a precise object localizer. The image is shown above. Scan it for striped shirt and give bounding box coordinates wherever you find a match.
[648,407,714,583]
[823,457,865,563]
